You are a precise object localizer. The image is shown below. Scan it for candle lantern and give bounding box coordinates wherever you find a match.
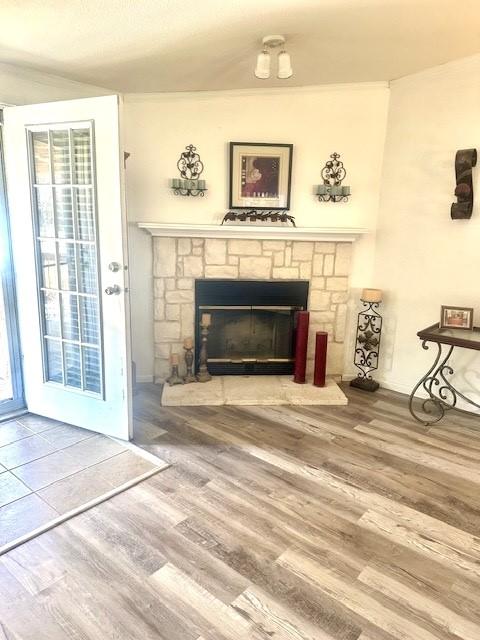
[167,353,184,386]
[197,316,212,383]
[183,337,196,384]
[315,152,351,203]
[350,289,383,392]
[171,144,208,197]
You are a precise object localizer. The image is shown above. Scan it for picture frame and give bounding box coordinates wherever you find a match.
[440,305,474,330]
[229,142,293,211]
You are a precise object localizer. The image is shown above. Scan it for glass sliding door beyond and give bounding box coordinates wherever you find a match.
[0,117,24,415]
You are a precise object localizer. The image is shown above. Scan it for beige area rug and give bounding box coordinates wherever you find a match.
[161,375,348,407]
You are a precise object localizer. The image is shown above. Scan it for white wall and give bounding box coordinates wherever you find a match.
[0,62,110,106]
[374,54,480,406]
[124,83,390,380]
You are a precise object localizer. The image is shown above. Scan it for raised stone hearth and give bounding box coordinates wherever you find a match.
[151,234,352,383]
[161,376,348,406]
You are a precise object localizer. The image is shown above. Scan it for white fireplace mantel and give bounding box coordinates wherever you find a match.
[137,222,368,242]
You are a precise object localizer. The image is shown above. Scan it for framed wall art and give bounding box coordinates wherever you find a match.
[229,142,293,210]
[440,305,474,330]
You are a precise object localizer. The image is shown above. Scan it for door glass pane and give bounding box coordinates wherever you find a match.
[64,342,81,388]
[39,240,58,289]
[51,130,71,184]
[45,339,63,383]
[61,293,79,341]
[79,296,99,345]
[29,124,103,395]
[72,129,92,185]
[54,187,74,238]
[58,241,77,291]
[78,244,97,294]
[35,187,54,237]
[76,188,95,241]
[83,346,101,393]
[42,291,61,337]
[31,132,49,184]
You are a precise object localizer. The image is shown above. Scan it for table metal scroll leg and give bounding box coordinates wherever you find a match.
[409,341,455,425]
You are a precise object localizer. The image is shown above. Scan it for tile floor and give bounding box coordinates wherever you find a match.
[0,413,163,548]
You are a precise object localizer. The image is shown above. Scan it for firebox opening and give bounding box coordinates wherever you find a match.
[195,280,309,375]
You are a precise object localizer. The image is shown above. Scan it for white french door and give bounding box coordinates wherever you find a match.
[2,95,132,440]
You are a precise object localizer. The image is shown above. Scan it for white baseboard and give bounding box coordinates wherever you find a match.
[341,374,412,396]
[136,374,154,383]
[375,378,413,396]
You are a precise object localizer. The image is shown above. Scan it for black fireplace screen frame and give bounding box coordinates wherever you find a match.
[195,279,309,376]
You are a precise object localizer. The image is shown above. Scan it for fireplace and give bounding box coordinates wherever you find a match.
[195,280,309,375]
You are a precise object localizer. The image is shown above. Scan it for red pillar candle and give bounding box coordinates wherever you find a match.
[314,331,328,387]
[293,311,309,384]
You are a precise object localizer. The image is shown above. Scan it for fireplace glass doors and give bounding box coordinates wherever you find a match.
[195,280,309,375]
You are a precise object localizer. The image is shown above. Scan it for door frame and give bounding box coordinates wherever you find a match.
[0,113,25,416]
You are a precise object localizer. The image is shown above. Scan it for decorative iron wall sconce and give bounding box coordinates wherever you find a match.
[171,144,207,196]
[315,152,351,202]
[451,148,477,219]
[350,288,383,392]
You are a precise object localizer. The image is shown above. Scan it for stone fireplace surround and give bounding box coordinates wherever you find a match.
[149,229,354,383]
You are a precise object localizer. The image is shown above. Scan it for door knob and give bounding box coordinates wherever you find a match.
[105,285,121,295]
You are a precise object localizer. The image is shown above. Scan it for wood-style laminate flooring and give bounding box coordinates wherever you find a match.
[1,383,480,639]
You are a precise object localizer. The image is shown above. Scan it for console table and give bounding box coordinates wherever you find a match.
[409,323,480,425]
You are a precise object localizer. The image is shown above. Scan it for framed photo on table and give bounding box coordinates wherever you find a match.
[229,142,293,210]
[440,305,474,330]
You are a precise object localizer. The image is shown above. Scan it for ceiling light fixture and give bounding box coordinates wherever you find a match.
[277,50,293,79]
[254,35,293,80]
[254,48,271,79]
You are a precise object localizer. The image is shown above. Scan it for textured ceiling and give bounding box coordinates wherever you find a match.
[2,0,480,92]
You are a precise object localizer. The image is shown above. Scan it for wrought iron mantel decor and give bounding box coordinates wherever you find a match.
[221,209,296,226]
[409,323,480,425]
[315,152,351,203]
[350,288,383,392]
[171,144,207,196]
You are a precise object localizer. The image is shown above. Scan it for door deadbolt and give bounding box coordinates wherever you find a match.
[105,285,121,296]
[108,262,122,272]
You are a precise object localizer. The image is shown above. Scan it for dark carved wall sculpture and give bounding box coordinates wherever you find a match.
[451,148,477,220]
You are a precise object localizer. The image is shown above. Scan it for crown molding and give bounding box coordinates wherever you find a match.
[125,81,389,103]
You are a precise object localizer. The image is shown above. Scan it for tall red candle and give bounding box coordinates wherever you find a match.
[293,311,309,384]
[314,331,328,387]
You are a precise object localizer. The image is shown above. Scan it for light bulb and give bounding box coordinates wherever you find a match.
[254,49,270,79]
[277,50,293,79]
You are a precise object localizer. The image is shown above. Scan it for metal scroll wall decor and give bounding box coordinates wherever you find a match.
[171,144,207,196]
[451,148,477,219]
[350,290,383,392]
[315,152,351,203]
